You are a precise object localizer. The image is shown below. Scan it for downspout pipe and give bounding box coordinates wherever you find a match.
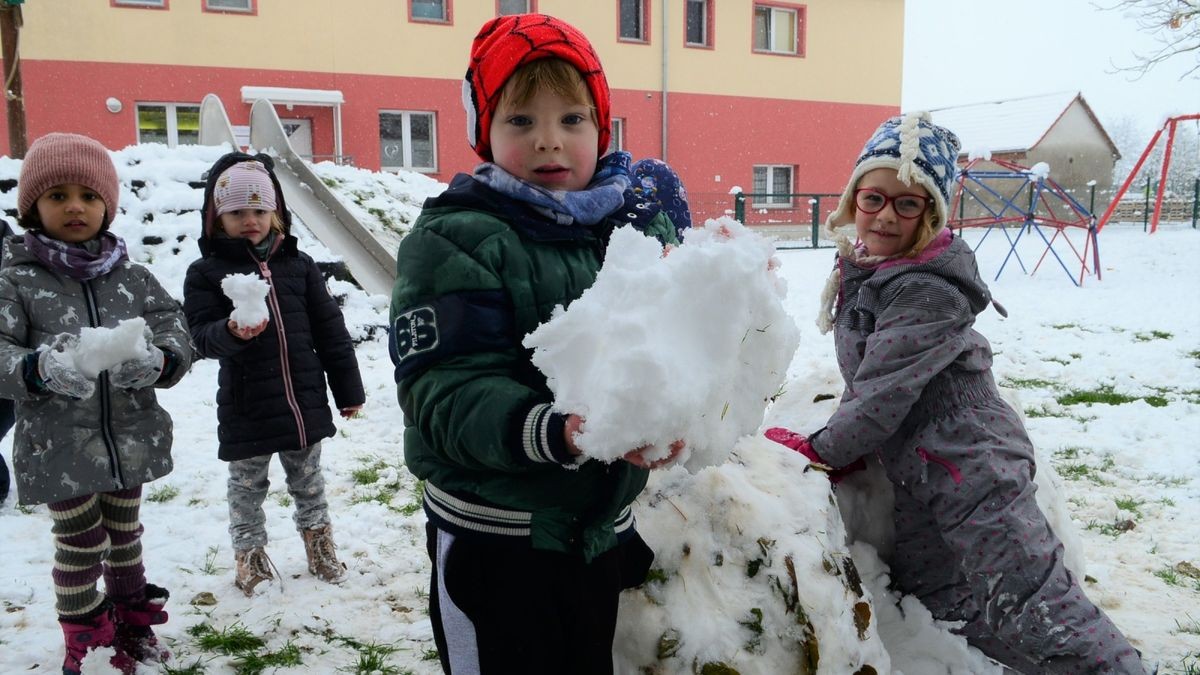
[661,0,668,161]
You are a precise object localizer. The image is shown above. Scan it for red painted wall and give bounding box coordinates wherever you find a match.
[3,59,897,226]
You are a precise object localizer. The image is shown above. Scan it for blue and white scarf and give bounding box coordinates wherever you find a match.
[473,151,632,226]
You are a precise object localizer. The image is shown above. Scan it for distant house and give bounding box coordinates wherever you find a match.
[927,92,1121,199]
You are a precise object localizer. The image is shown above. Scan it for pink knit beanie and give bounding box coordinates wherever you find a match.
[18,133,120,227]
[212,161,277,216]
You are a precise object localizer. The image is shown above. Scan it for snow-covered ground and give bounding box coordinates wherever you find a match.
[0,144,1197,674]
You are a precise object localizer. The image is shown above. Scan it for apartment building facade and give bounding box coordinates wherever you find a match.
[2,0,903,219]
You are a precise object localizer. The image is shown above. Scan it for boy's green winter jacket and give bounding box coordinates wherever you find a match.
[390,172,677,561]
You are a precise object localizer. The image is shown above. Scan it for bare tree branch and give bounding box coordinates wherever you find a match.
[1095,0,1200,79]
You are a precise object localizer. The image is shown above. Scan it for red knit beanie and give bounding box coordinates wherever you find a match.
[18,133,120,228]
[464,13,611,162]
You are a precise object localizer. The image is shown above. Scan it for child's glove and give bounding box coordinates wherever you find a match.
[110,348,165,389]
[37,334,96,399]
[764,427,867,484]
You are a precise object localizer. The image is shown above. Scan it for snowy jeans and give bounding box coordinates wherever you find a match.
[48,486,146,618]
[227,443,329,552]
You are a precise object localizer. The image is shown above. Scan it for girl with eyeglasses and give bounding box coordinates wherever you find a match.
[766,113,1148,673]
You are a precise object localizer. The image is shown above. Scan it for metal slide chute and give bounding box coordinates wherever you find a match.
[197,94,397,296]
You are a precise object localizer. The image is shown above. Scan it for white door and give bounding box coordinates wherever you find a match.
[282,119,313,159]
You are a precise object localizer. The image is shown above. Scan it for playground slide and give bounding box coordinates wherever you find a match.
[197,95,397,296]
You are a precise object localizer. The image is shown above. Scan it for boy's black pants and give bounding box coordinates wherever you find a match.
[425,522,652,675]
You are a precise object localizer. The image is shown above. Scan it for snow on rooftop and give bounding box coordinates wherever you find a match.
[923,91,1080,156]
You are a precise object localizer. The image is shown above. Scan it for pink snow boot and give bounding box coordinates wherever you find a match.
[59,603,137,675]
[113,583,171,664]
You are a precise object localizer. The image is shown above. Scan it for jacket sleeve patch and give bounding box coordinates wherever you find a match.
[390,290,516,382]
[391,305,440,366]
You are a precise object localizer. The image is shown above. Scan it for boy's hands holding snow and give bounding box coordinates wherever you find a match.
[564,414,685,469]
[109,328,165,389]
[227,318,268,341]
[37,334,96,399]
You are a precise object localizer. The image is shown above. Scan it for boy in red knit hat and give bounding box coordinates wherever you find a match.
[390,13,686,674]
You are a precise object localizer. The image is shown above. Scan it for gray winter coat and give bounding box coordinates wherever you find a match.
[812,231,1145,673]
[0,236,193,506]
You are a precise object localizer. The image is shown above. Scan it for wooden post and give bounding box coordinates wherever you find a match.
[1,4,26,158]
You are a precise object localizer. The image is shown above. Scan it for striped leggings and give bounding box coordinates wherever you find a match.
[48,487,146,619]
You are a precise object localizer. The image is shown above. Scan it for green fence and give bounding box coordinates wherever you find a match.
[731,191,840,248]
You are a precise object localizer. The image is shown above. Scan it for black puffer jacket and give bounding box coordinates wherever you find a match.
[183,152,365,461]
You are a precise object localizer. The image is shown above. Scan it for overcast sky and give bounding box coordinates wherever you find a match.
[902,0,1200,136]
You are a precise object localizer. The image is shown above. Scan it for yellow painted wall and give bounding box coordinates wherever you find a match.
[19,0,901,105]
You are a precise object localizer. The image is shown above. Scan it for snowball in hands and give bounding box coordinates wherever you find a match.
[523,218,800,471]
[222,273,270,327]
[71,318,151,379]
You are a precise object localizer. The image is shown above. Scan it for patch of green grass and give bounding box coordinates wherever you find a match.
[1050,322,1081,330]
[161,660,208,675]
[1054,447,1081,460]
[189,621,266,654]
[1084,519,1133,537]
[421,647,440,661]
[146,484,180,503]
[1133,329,1172,342]
[1113,495,1146,517]
[1000,377,1057,390]
[1056,385,1138,406]
[1044,356,1071,366]
[1069,353,1082,360]
[339,642,406,675]
[1154,567,1181,586]
[1025,406,1068,419]
[1057,457,1114,485]
[349,459,424,516]
[232,641,302,675]
[1054,385,1170,408]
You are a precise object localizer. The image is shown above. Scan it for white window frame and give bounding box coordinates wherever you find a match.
[204,0,253,12]
[114,0,166,7]
[752,164,794,207]
[753,4,800,55]
[379,110,438,173]
[608,118,625,154]
[619,0,648,42]
[685,0,711,47]
[135,102,200,148]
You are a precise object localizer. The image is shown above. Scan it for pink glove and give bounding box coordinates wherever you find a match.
[764,427,867,484]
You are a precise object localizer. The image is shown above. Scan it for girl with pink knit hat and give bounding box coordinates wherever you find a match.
[0,132,194,674]
[183,151,365,597]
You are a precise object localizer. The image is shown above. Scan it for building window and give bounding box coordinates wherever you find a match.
[204,0,253,12]
[137,103,200,147]
[753,3,804,56]
[608,118,625,154]
[113,0,168,8]
[411,0,451,22]
[619,0,648,42]
[752,165,793,206]
[685,0,712,47]
[497,0,534,14]
[380,111,437,172]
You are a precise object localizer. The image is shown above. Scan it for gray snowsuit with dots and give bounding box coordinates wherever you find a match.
[811,232,1145,674]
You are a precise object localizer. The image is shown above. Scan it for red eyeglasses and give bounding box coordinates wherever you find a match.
[854,188,930,219]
